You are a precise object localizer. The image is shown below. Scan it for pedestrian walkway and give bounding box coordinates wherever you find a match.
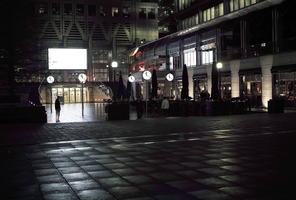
[1,113,296,199]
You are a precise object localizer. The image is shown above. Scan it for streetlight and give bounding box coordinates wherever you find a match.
[216,62,223,99]
[46,76,54,113]
[143,70,152,118]
[78,73,87,116]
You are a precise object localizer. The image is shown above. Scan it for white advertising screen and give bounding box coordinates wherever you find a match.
[48,48,87,70]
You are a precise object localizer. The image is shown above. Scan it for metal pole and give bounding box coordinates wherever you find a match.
[50,86,52,113]
[146,80,148,118]
[82,83,84,116]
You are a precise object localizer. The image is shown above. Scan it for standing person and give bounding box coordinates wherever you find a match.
[55,96,61,122]
[161,97,170,116]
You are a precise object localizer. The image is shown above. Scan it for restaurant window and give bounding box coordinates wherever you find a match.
[76,4,84,16]
[52,3,60,15]
[88,5,96,16]
[274,72,296,107]
[64,3,72,15]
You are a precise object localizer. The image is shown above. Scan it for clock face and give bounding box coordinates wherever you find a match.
[143,70,152,80]
[128,75,135,83]
[47,76,54,84]
[166,73,174,81]
[78,73,87,83]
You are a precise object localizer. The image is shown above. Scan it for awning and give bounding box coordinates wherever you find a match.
[239,68,261,75]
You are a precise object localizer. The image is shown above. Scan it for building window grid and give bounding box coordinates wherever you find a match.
[184,48,196,67]
[201,50,213,65]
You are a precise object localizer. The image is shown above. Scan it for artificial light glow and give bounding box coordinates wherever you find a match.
[216,62,223,69]
[47,76,54,84]
[128,75,135,83]
[48,48,87,70]
[111,61,118,68]
[78,73,87,83]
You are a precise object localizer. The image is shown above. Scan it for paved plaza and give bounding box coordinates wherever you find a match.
[1,112,296,200]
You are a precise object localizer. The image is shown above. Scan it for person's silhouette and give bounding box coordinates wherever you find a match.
[55,96,61,122]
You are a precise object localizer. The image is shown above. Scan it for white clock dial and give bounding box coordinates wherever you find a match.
[128,75,135,82]
[143,70,152,80]
[47,76,55,84]
[166,73,174,81]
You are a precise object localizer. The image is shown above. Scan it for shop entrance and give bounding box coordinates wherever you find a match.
[240,74,262,107]
[51,87,87,103]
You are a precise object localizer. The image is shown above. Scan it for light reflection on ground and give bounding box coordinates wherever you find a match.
[44,103,108,123]
[44,103,138,123]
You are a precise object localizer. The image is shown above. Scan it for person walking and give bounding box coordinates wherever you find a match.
[55,96,61,122]
[161,97,170,116]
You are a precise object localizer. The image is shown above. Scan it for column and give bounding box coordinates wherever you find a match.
[230,60,240,98]
[188,68,194,98]
[260,55,273,108]
[207,65,212,95]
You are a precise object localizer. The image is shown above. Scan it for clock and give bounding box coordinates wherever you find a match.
[78,73,87,83]
[128,75,135,83]
[166,73,174,81]
[143,70,152,80]
[47,76,55,84]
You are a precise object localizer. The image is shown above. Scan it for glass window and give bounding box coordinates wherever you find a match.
[195,14,199,25]
[112,7,119,17]
[139,8,146,19]
[203,10,207,22]
[64,3,72,15]
[230,0,234,12]
[148,8,156,19]
[207,8,211,21]
[245,0,251,6]
[219,3,224,16]
[251,0,257,4]
[88,5,96,16]
[201,50,213,65]
[184,48,196,67]
[211,7,215,19]
[234,0,239,10]
[37,3,48,15]
[122,7,129,18]
[52,3,60,15]
[99,6,106,17]
[169,56,174,70]
[240,0,245,8]
[76,4,84,16]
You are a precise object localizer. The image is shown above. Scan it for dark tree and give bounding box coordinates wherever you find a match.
[181,64,189,100]
[151,69,158,99]
[116,71,125,101]
[211,61,219,100]
[126,75,132,100]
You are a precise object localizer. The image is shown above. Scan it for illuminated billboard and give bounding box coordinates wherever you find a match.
[48,48,87,70]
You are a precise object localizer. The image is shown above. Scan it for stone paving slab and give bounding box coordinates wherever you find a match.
[1,113,296,199]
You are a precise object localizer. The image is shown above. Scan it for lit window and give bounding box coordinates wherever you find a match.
[234,0,239,10]
[112,7,119,17]
[230,0,234,12]
[184,48,196,67]
[170,56,174,70]
[245,0,251,6]
[37,3,48,15]
[195,14,199,24]
[219,3,224,16]
[211,7,215,19]
[201,50,213,65]
[240,0,245,8]
[251,0,257,4]
[203,10,207,22]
